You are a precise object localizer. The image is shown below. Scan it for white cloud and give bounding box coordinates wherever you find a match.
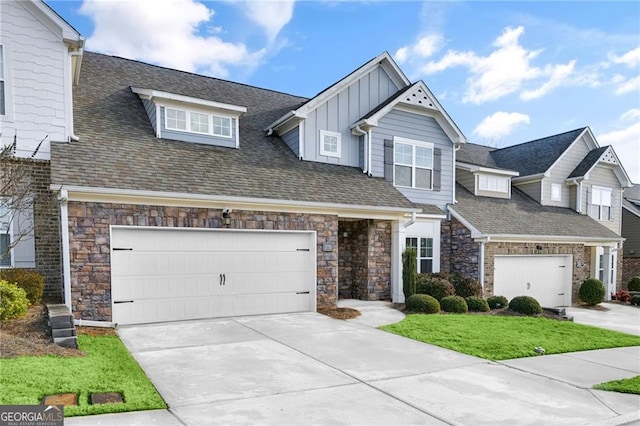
[419,26,579,104]
[598,108,640,183]
[394,34,444,64]
[609,47,640,68]
[237,1,295,43]
[79,0,266,78]
[473,112,530,139]
[615,75,640,95]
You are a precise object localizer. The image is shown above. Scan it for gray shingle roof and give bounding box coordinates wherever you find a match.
[456,142,498,168]
[568,146,608,178]
[415,204,446,215]
[624,185,640,217]
[51,52,416,211]
[451,184,621,239]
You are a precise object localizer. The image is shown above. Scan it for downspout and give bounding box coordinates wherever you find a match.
[354,125,367,173]
[453,142,462,203]
[58,188,72,309]
[68,49,83,142]
[405,211,417,228]
[367,128,373,176]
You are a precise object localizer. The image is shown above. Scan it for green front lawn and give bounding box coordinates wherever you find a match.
[0,335,166,417]
[594,376,640,395]
[380,314,640,361]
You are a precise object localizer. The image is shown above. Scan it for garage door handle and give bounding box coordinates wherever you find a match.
[296,291,310,294]
[219,274,226,285]
[113,248,133,251]
[114,300,134,304]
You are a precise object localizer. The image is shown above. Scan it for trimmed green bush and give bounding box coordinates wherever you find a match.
[402,248,418,300]
[405,294,441,314]
[416,274,455,301]
[465,296,490,312]
[508,296,542,315]
[0,280,29,320]
[450,273,482,298]
[0,268,44,305]
[440,296,468,313]
[628,276,640,292]
[487,295,509,310]
[579,278,606,306]
[631,295,640,306]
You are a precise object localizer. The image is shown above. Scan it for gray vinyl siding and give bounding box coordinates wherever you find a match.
[456,168,475,194]
[302,65,399,166]
[544,137,591,207]
[358,134,365,169]
[622,208,640,257]
[514,181,541,203]
[372,109,454,208]
[159,106,237,148]
[583,165,622,234]
[569,185,577,211]
[141,99,157,135]
[281,127,299,157]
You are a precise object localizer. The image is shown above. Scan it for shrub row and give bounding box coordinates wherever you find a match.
[0,269,45,321]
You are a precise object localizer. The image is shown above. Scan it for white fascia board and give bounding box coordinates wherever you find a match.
[622,200,640,218]
[416,213,447,220]
[265,111,305,133]
[448,207,485,239]
[51,185,420,219]
[456,162,519,176]
[512,173,547,184]
[481,234,624,245]
[296,52,410,117]
[25,1,83,45]
[130,87,247,116]
[568,147,634,188]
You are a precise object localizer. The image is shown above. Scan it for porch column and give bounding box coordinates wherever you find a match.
[603,246,613,300]
[391,220,405,303]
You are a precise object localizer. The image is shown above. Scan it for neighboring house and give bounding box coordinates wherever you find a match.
[622,185,640,285]
[445,128,633,306]
[49,50,465,324]
[0,0,83,297]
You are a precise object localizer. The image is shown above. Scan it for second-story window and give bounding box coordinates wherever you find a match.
[478,175,509,193]
[394,138,433,190]
[551,183,562,201]
[319,130,341,158]
[0,45,5,116]
[165,107,232,138]
[590,186,612,221]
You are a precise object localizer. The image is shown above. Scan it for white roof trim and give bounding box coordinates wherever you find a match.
[24,1,84,46]
[546,127,597,176]
[573,146,634,188]
[131,87,247,115]
[457,162,519,177]
[448,207,484,239]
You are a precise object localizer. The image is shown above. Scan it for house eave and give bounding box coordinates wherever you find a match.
[130,87,247,116]
[473,234,624,245]
[512,173,548,184]
[456,162,519,176]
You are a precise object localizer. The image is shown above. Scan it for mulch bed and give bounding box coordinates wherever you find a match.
[0,304,115,359]
[318,307,361,320]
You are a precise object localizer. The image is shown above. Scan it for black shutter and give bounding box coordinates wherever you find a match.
[384,139,393,182]
[433,148,442,191]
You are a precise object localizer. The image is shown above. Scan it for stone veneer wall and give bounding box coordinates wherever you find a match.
[484,242,590,303]
[441,218,480,280]
[1,158,62,299]
[67,202,338,321]
[622,258,640,288]
[337,220,391,301]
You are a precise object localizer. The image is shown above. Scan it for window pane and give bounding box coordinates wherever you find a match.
[0,201,9,231]
[415,168,432,189]
[0,81,4,115]
[190,112,209,133]
[415,146,433,168]
[424,238,433,257]
[601,190,612,207]
[592,188,601,205]
[0,45,4,78]
[213,116,231,137]
[406,237,417,250]
[395,165,412,187]
[323,135,338,154]
[166,109,186,130]
[420,259,433,274]
[602,206,611,220]
[0,234,10,266]
[394,143,413,165]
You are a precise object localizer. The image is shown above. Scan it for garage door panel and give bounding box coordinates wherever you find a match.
[111,228,315,324]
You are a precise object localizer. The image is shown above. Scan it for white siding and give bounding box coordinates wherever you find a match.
[514,181,541,203]
[0,1,70,160]
[302,65,399,166]
[544,136,592,207]
[583,165,623,234]
[456,168,475,194]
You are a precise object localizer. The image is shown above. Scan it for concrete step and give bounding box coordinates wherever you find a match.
[53,336,78,349]
[51,328,77,338]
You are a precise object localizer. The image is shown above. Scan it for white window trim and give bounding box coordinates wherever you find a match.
[319,130,341,158]
[406,236,434,274]
[0,42,13,121]
[477,174,509,193]
[393,137,434,190]
[164,106,233,139]
[551,183,562,201]
[590,185,613,221]
[0,198,13,268]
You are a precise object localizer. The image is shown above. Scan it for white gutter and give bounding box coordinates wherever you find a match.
[68,49,83,142]
[58,188,72,309]
[353,125,368,173]
[367,128,373,175]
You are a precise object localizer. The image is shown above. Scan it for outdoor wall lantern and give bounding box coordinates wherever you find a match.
[222,208,232,227]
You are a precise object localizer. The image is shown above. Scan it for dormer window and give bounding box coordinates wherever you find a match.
[478,175,509,193]
[164,107,232,138]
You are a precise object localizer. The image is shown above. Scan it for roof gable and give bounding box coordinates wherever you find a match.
[22,0,83,46]
[567,145,633,187]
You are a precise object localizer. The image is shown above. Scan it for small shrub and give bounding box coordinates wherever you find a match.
[405,294,440,314]
[440,296,468,313]
[0,280,29,320]
[416,274,455,301]
[465,296,490,312]
[628,276,640,292]
[402,248,417,300]
[450,273,482,298]
[579,278,606,306]
[0,268,44,305]
[631,295,640,306]
[487,295,509,310]
[508,296,542,315]
[612,290,631,303]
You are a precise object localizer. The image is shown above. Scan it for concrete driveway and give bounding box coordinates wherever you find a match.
[69,310,640,426]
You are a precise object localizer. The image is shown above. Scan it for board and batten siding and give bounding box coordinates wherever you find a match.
[371,110,454,208]
[281,127,299,157]
[302,65,400,166]
[582,165,623,234]
[141,99,157,135]
[159,106,237,148]
[544,137,591,207]
[0,1,70,160]
[456,168,475,194]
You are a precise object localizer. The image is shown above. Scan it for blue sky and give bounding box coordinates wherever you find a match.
[47,0,640,181]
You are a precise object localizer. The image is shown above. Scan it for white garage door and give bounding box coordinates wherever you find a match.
[493,255,572,307]
[111,227,316,325]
